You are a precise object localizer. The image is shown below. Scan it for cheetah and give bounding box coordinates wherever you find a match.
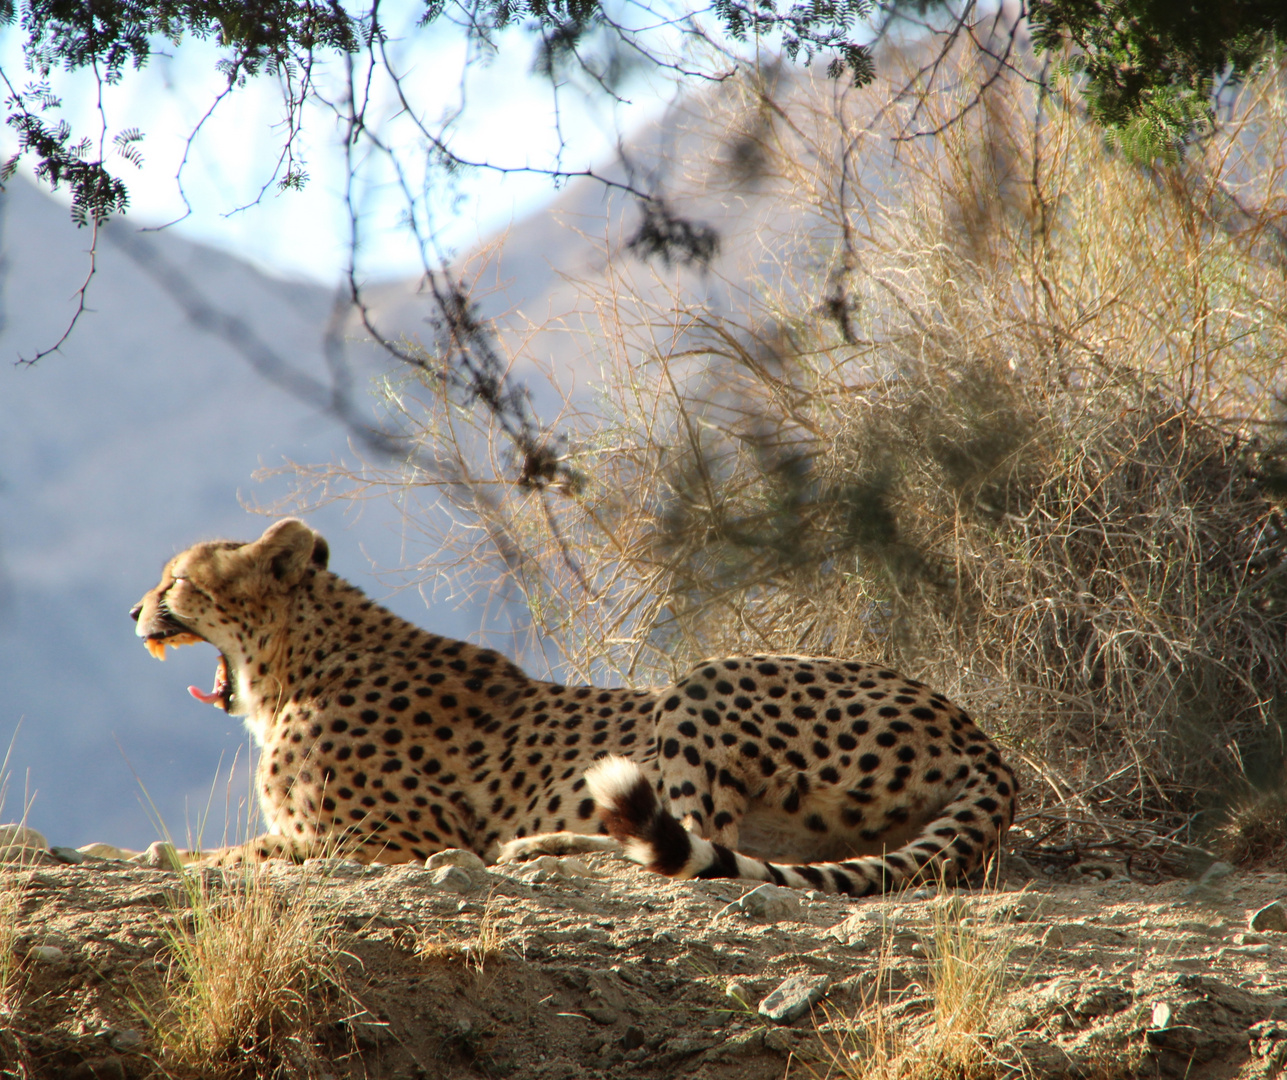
[130,518,1017,894]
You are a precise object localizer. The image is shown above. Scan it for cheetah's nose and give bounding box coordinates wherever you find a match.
[129,603,142,623]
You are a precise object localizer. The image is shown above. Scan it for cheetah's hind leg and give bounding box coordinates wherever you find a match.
[492,833,623,864]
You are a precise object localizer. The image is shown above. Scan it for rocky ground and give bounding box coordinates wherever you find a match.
[1,825,1286,1080]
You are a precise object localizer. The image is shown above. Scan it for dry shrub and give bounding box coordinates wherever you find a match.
[1212,775,1287,870]
[149,866,354,1079]
[336,39,1287,844]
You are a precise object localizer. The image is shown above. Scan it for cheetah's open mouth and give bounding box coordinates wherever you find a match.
[140,623,231,711]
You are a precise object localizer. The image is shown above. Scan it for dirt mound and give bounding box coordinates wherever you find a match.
[2,846,1286,1079]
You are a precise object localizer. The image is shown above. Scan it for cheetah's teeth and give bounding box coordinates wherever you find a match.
[145,639,167,661]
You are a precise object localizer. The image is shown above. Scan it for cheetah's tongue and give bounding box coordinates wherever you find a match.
[188,655,230,709]
[188,684,222,706]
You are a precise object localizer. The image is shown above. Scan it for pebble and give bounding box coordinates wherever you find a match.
[622,1025,646,1050]
[757,974,830,1024]
[717,883,801,921]
[1041,926,1065,948]
[429,865,478,894]
[77,843,138,861]
[1150,1001,1173,1030]
[1184,860,1236,900]
[301,857,367,875]
[425,848,487,876]
[49,846,88,865]
[1250,901,1287,933]
[27,945,66,963]
[0,824,48,862]
[726,981,753,1007]
[128,842,189,871]
[107,1027,144,1052]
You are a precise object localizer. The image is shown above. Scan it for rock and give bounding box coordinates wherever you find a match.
[658,1035,717,1058]
[425,848,487,876]
[1150,1001,1173,1030]
[48,846,88,865]
[717,883,801,921]
[302,857,367,875]
[1250,901,1287,933]
[726,981,753,1008]
[0,823,48,862]
[622,1025,646,1050]
[429,865,478,893]
[1248,1020,1287,1064]
[27,945,66,963]
[129,842,188,871]
[77,843,137,861]
[757,974,830,1024]
[106,1027,144,1052]
[1184,860,1237,900]
[1041,926,1065,948]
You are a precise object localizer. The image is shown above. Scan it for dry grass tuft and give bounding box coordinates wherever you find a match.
[147,865,354,1078]
[417,890,509,973]
[817,897,1021,1080]
[1212,774,1287,871]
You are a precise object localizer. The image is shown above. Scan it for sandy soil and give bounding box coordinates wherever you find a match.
[2,844,1286,1079]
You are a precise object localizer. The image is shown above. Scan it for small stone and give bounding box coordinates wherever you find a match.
[910,887,936,901]
[28,945,65,963]
[1250,901,1287,933]
[726,981,752,1007]
[302,857,366,874]
[1201,861,1236,884]
[129,842,187,871]
[49,846,88,865]
[107,1028,144,1052]
[659,1035,716,1056]
[0,824,47,862]
[430,865,478,894]
[77,843,137,861]
[1042,926,1065,948]
[426,848,487,875]
[717,883,801,921]
[757,974,830,1024]
[1151,1002,1173,1030]
[763,1027,801,1053]
[622,1025,646,1050]
[585,1007,617,1025]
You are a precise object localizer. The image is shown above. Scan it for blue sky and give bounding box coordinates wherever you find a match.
[0,6,678,283]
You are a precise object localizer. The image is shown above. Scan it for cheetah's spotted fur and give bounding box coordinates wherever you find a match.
[131,519,1017,894]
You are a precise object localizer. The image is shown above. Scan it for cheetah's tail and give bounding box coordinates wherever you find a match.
[585,755,1009,897]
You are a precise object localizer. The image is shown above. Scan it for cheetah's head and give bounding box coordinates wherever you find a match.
[130,519,329,716]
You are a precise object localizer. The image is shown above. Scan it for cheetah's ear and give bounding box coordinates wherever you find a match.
[251,519,327,584]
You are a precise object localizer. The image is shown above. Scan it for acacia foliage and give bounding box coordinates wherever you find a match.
[1,1,1283,231]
